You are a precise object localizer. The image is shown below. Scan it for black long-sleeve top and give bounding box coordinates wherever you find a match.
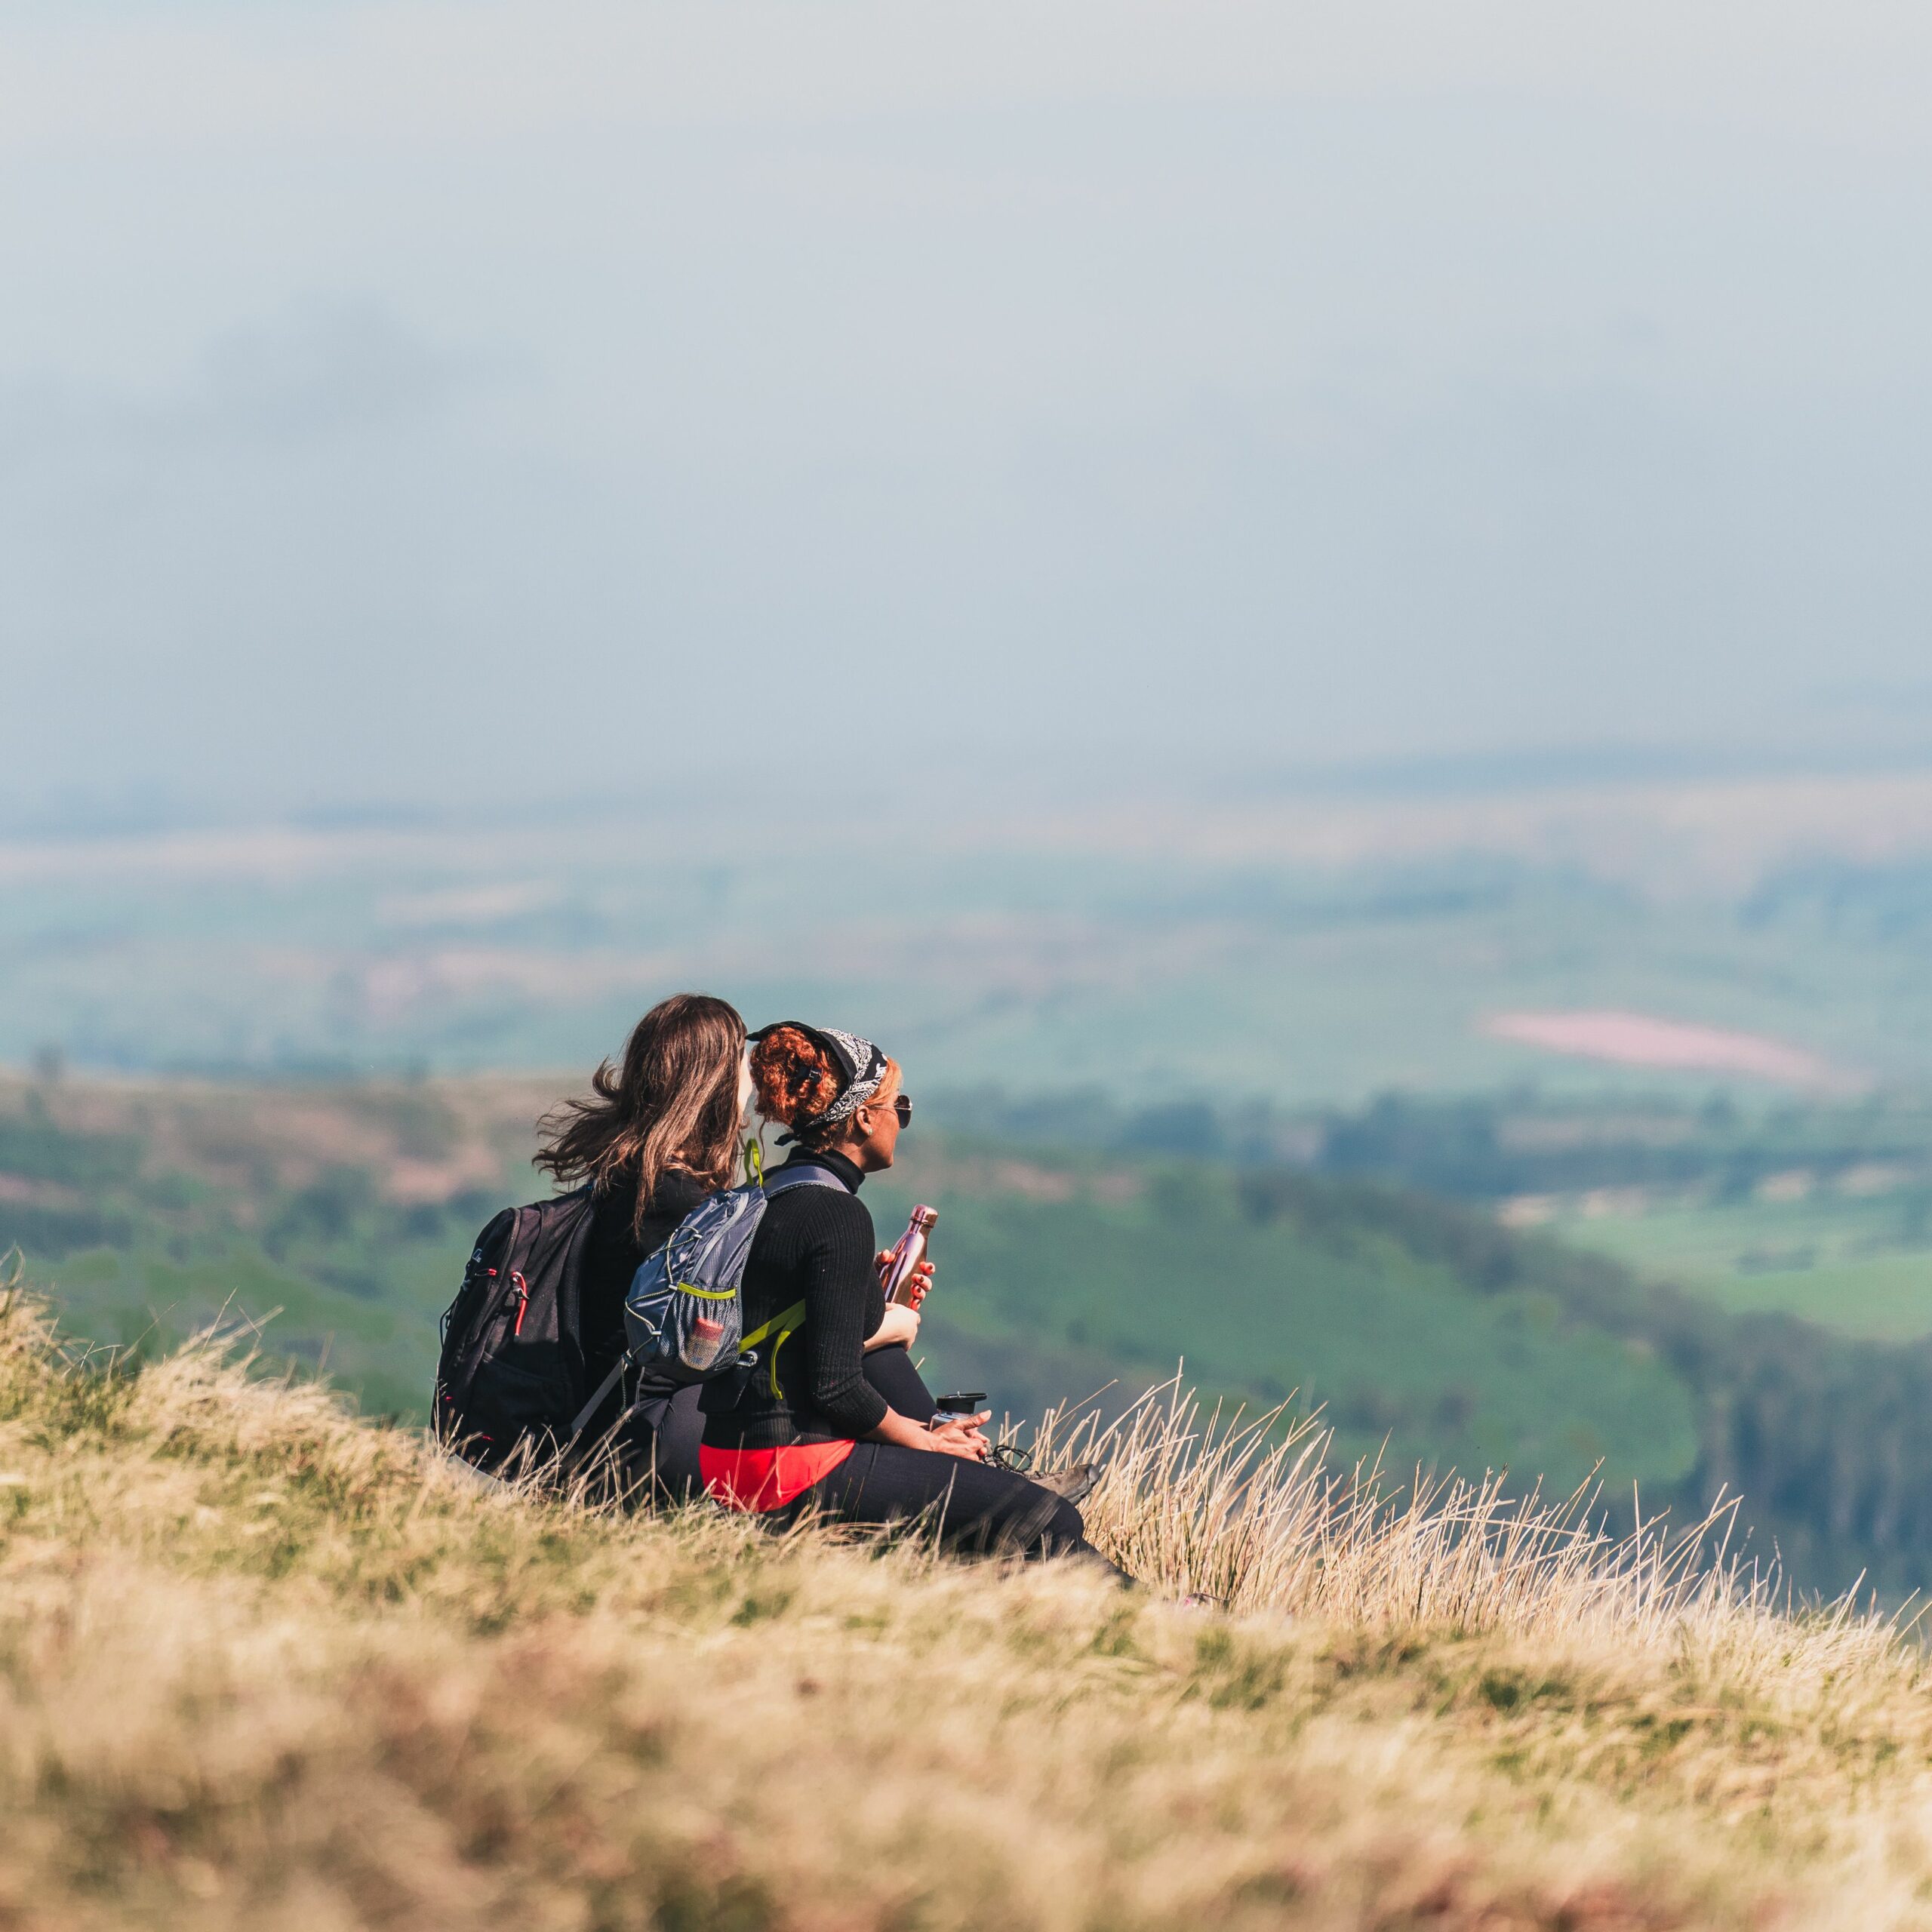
[699,1148,889,1450]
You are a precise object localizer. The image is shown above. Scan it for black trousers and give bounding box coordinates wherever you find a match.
[770,1440,1128,1580]
[630,1348,1124,1577]
[625,1343,938,1502]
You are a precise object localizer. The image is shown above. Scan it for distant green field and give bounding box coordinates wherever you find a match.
[1217,1084,1932,1347]
[1552,1197,1932,1341]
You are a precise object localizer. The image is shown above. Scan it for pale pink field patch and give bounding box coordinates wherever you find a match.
[1484,1009,1862,1091]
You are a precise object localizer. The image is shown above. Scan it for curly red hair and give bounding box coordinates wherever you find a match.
[749,1025,844,1134]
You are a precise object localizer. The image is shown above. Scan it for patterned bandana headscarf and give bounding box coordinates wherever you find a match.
[751,1022,891,1139]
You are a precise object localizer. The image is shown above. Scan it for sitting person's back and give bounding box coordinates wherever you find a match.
[702,1143,884,1451]
[536,992,749,1498]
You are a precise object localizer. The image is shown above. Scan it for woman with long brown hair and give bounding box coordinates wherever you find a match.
[537,991,751,1497]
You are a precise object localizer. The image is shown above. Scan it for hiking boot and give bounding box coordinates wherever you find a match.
[1027,1463,1100,1507]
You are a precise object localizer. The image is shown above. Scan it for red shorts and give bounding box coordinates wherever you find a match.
[700,1440,857,1513]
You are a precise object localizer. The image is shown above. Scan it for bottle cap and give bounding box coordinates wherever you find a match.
[910,1204,938,1229]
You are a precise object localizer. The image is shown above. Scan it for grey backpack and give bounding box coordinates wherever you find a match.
[567,1162,842,1439]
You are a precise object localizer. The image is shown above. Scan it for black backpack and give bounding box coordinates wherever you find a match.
[433,1188,600,1473]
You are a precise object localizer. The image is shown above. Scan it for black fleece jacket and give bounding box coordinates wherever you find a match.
[700,1148,890,1450]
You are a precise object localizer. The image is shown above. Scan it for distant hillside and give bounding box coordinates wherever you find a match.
[11,1072,1932,1595]
[0,1072,544,1420]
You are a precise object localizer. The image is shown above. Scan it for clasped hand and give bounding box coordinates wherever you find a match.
[924,1410,992,1461]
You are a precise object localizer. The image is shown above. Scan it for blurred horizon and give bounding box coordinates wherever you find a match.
[20,733,1932,844]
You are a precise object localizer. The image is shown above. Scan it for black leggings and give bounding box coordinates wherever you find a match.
[625,1343,939,1502]
[771,1441,1128,1580]
[631,1348,1124,1577]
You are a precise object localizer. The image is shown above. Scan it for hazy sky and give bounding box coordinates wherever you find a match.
[6,2,1932,820]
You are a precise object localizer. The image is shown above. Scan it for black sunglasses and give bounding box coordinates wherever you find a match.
[886,1094,912,1127]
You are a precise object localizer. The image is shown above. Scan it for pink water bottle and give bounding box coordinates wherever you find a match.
[880,1205,938,1306]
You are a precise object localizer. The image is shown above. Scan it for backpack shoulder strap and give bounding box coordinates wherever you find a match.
[760,1164,852,1198]
[568,1349,634,1442]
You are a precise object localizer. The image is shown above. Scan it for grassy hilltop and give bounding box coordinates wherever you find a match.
[5,1286,1932,1930]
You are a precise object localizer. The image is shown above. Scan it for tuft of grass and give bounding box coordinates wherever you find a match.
[5,1286,1932,1929]
[1033,1375,1891,1660]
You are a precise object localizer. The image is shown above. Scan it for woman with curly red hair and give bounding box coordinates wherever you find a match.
[697,1020,1127,1576]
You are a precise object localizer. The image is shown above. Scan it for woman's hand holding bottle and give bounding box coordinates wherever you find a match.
[876,1250,934,1307]
[866,1251,931,1352]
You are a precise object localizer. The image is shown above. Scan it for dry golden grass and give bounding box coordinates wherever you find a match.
[5,1277,1932,1930]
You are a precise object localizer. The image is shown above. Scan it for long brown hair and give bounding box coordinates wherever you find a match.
[536,993,746,1232]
